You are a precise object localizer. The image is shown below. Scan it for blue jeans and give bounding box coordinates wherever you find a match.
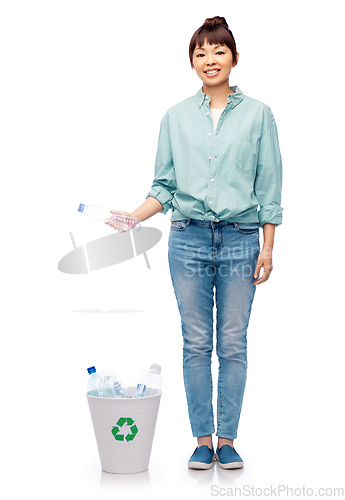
[168,219,260,439]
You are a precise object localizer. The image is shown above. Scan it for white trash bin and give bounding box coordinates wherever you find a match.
[87,387,162,473]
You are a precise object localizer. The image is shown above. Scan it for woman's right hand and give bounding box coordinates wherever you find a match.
[105,209,141,232]
[109,209,133,218]
[105,198,163,231]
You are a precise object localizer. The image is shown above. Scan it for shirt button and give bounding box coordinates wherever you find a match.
[209,200,213,205]
[206,112,209,115]
[214,154,217,158]
[208,156,212,160]
[208,133,212,136]
[199,102,202,105]
[210,178,214,182]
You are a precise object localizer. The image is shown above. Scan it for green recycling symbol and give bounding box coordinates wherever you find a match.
[111,417,138,442]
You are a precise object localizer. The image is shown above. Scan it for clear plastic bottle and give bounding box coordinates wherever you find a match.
[100,374,131,398]
[132,383,146,398]
[145,364,162,396]
[78,204,110,221]
[78,203,141,232]
[132,364,162,397]
[86,366,104,396]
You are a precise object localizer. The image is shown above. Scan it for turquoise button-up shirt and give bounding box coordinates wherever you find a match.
[146,85,283,226]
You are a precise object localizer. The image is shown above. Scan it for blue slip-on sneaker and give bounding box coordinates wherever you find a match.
[188,445,215,469]
[215,445,244,469]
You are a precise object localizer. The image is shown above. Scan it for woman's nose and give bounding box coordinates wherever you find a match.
[206,54,215,65]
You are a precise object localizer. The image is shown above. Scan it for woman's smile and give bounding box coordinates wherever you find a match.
[204,68,221,77]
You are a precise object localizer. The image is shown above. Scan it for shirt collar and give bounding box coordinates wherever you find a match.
[195,85,244,109]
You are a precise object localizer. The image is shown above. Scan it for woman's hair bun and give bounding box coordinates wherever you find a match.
[202,16,229,29]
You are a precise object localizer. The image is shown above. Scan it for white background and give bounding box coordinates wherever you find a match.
[1,1,344,499]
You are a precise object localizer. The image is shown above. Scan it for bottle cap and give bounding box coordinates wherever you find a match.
[78,203,85,213]
[87,366,96,374]
[150,364,161,373]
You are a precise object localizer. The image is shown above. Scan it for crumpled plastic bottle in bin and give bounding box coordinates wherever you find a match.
[86,366,130,398]
[100,374,130,398]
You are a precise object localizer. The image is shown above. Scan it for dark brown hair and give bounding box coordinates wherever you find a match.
[189,16,237,69]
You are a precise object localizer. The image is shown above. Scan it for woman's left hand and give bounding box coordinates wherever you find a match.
[253,248,273,285]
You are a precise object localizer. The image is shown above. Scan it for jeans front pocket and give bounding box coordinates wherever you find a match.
[170,219,192,231]
[234,222,260,234]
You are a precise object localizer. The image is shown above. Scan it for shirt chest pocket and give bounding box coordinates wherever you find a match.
[229,134,258,173]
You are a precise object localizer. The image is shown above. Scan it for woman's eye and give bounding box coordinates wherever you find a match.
[196,51,224,57]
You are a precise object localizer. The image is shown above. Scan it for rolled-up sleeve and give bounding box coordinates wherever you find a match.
[146,114,176,214]
[254,113,283,227]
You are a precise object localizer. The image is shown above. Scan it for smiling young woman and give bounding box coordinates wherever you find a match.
[192,42,238,108]
[107,15,283,470]
[190,18,239,108]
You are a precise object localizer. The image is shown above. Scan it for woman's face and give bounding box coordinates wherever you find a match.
[192,40,238,88]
